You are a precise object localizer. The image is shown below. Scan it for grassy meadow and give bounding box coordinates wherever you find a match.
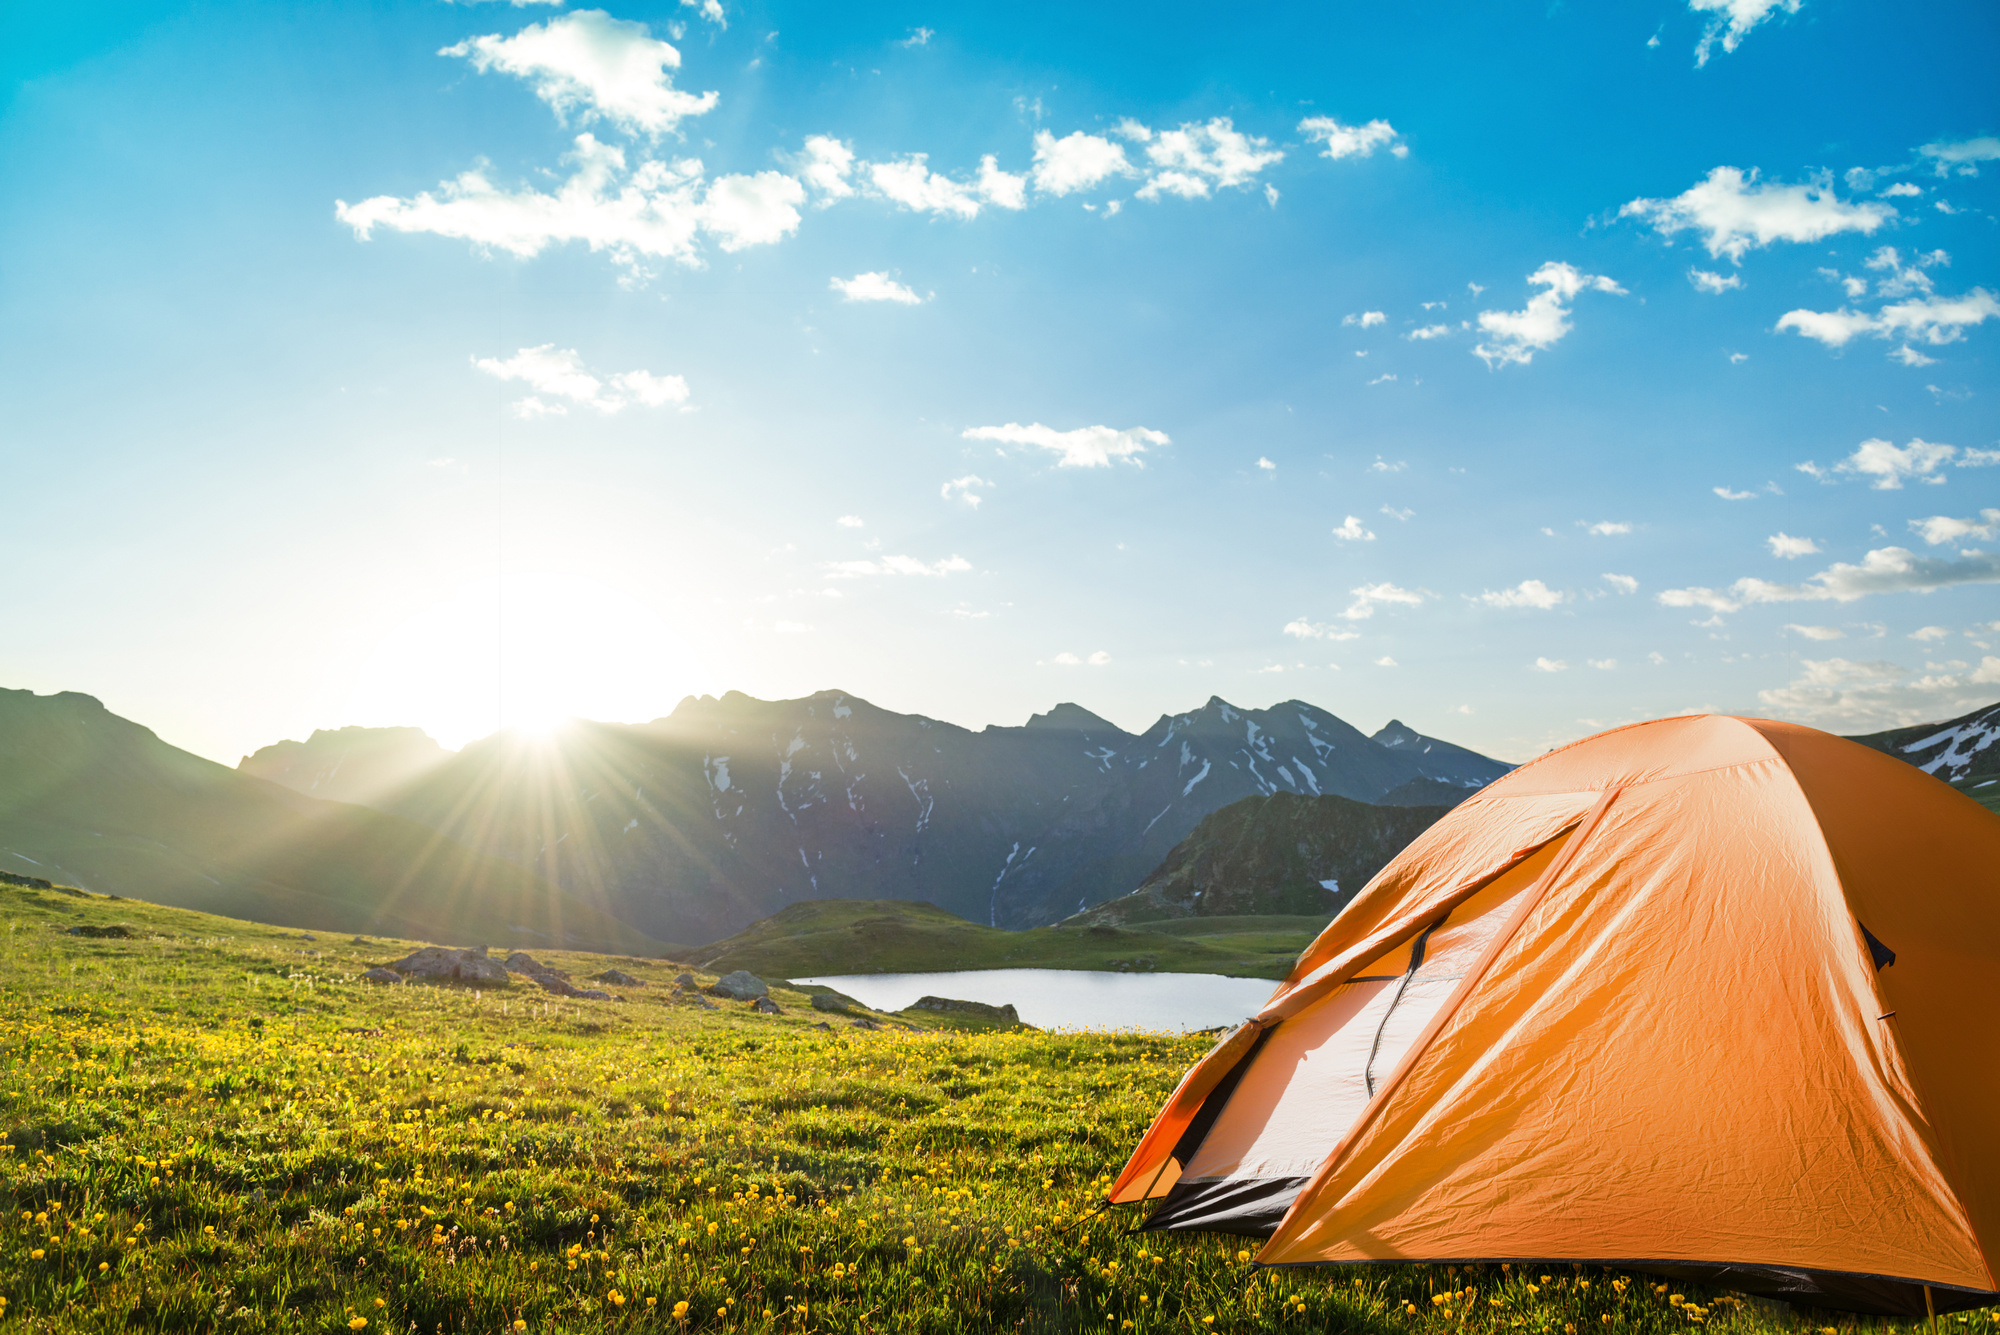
[2,882,1988,1335]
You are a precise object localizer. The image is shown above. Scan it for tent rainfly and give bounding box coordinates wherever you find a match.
[1108,715,2000,1316]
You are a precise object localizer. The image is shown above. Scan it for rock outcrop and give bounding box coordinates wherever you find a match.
[707,970,768,1001]
[383,945,509,985]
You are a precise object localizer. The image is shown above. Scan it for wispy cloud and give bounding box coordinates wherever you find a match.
[1621,167,1891,262]
[1532,657,1569,672]
[1659,546,2000,612]
[1332,515,1375,542]
[1756,654,2000,731]
[1603,573,1639,594]
[824,554,973,578]
[1798,437,1992,489]
[940,475,993,508]
[1342,582,1426,620]
[472,344,689,415]
[1474,262,1625,367]
[1689,0,1799,65]
[1283,618,1361,641]
[1767,532,1820,558]
[440,10,717,137]
[830,271,923,304]
[1297,116,1407,160]
[962,422,1167,468]
[1910,510,2000,545]
[1477,579,1568,610]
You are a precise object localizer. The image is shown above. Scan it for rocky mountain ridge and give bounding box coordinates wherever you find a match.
[238,690,1514,944]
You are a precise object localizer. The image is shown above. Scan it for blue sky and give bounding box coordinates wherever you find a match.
[3,0,1996,764]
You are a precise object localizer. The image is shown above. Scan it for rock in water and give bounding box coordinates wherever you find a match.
[707,970,769,1001]
[910,996,1020,1025]
[360,967,402,985]
[383,946,509,985]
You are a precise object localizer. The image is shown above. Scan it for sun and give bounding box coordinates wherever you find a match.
[342,572,710,748]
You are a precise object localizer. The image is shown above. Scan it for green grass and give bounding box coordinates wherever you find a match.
[696,900,1324,983]
[1,882,1987,1335]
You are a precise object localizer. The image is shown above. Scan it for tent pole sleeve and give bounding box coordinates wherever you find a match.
[1259,784,1626,1257]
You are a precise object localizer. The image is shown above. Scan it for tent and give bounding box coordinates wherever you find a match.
[1108,715,2000,1316]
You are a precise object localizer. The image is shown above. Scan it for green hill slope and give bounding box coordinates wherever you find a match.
[1069,792,1448,927]
[0,689,654,953]
[694,898,1318,981]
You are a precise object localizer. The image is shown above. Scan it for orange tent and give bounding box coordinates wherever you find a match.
[1109,715,2000,1316]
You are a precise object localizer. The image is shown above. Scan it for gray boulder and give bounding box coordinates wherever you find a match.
[505,952,570,980]
[749,996,782,1015]
[675,972,697,989]
[360,967,402,985]
[910,996,1021,1025]
[706,970,768,1001]
[810,993,854,1014]
[595,969,644,987]
[383,946,509,986]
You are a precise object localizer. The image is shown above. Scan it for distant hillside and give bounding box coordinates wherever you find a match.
[238,725,450,807]
[694,898,1323,981]
[239,690,1513,944]
[1068,793,1448,927]
[0,689,654,953]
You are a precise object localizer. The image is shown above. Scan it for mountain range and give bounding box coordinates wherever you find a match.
[233,691,1511,944]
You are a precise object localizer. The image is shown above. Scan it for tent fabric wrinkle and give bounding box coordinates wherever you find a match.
[1107,714,2000,1316]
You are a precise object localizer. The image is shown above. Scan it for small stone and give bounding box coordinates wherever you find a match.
[360,968,402,985]
[675,972,697,989]
[595,969,644,987]
[706,970,769,1001]
[749,996,781,1015]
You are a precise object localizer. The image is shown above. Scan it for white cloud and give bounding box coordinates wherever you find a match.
[1768,532,1820,558]
[336,134,803,270]
[1283,618,1361,641]
[1714,486,1756,500]
[1620,167,1892,262]
[1909,625,1950,641]
[1342,311,1386,328]
[1881,182,1924,198]
[1911,510,2000,545]
[1050,652,1079,666]
[940,475,993,508]
[1603,573,1639,594]
[797,135,856,202]
[472,344,689,414]
[1407,324,1451,341]
[1659,546,2000,612]
[1257,457,1276,472]
[441,10,718,137]
[1342,582,1426,620]
[1532,657,1569,672]
[975,155,1028,210]
[1044,649,1111,668]
[1297,116,1406,160]
[1832,437,1958,489]
[866,155,982,219]
[1029,130,1134,196]
[824,554,972,578]
[900,26,934,47]
[830,271,923,304]
[1367,373,1397,386]
[1370,457,1406,473]
[1584,521,1633,536]
[1689,268,1743,293]
[1729,352,1749,363]
[837,515,865,528]
[1919,137,2000,177]
[1332,515,1375,542]
[962,422,1168,469]
[1131,118,1284,200]
[1588,658,1618,670]
[681,0,726,28]
[1087,650,1112,666]
[1477,579,1568,610]
[1756,654,2000,732]
[1777,288,2000,352]
[1381,505,1414,521]
[1473,262,1625,368]
[1375,656,1398,668]
[1785,624,1845,640]
[1689,0,1800,65]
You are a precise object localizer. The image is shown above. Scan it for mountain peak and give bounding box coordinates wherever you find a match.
[1023,703,1121,734]
[1374,719,1421,749]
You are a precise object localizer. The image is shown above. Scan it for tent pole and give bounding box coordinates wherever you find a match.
[1924,1284,1935,1335]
